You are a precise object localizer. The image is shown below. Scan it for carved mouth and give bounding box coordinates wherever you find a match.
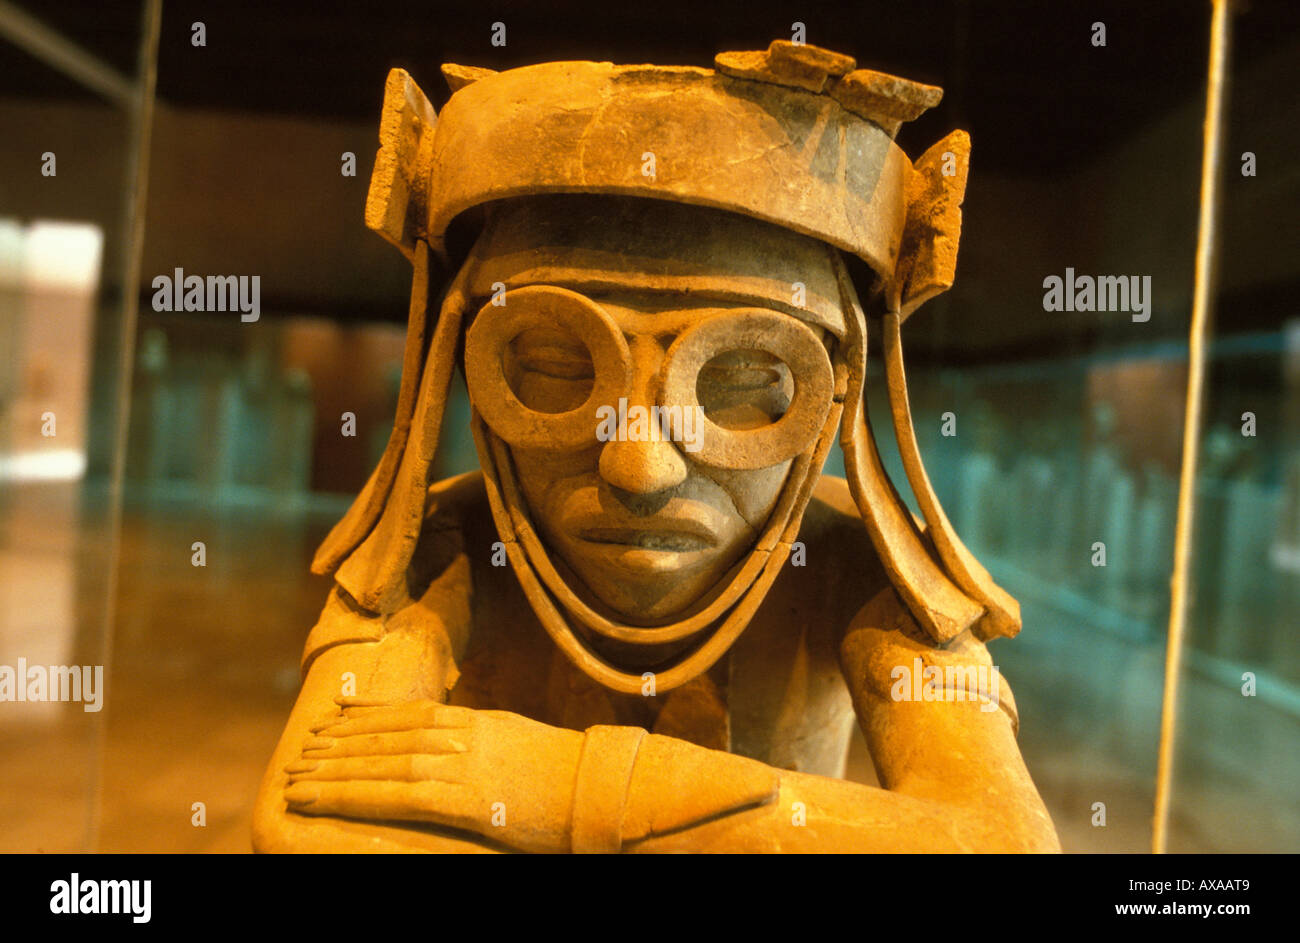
[577,527,713,552]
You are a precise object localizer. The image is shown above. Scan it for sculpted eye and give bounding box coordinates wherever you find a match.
[699,354,783,391]
[696,349,792,429]
[508,329,594,379]
[504,328,595,413]
[515,346,595,380]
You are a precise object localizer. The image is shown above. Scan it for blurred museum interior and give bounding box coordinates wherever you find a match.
[0,0,1297,852]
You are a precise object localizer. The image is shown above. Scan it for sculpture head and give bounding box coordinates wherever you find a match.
[460,194,846,623]
[313,41,1022,695]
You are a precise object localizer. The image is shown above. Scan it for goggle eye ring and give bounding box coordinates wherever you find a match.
[464,285,632,451]
[466,288,833,469]
[659,311,834,470]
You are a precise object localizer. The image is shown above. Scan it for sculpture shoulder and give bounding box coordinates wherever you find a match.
[422,469,491,533]
[302,473,488,673]
[809,473,861,520]
[406,471,492,583]
[759,474,891,635]
[801,474,888,589]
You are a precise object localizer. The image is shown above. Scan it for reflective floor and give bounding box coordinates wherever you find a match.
[0,482,332,852]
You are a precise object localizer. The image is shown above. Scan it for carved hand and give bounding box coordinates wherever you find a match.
[284,698,584,853]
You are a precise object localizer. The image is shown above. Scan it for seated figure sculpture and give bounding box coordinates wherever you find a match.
[253,41,1061,853]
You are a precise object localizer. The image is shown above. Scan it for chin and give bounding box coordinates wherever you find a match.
[558,536,732,622]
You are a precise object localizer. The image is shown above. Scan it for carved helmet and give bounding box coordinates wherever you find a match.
[312,41,1020,694]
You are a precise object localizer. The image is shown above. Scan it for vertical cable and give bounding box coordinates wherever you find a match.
[1153,0,1233,854]
[85,0,163,852]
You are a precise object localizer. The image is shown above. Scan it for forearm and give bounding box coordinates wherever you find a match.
[261,612,1055,853]
[829,591,1061,853]
[254,805,502,853]
[612,731,1055,853]
[254,628,463,853]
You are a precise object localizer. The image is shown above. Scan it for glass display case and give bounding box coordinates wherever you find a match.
[1,0,1296,853]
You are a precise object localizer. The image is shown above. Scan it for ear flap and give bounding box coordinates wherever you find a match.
[835,261,985,645]
[891,129,970,319]
[312,68,440,580]
[871,127,1022,641]
[364,68,438,261]
[311,243,433,576]
[881,310,1021,640]
[331,266,471,613]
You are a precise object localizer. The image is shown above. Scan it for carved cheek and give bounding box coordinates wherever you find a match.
[703,461,794,530]
[510,443,603,510]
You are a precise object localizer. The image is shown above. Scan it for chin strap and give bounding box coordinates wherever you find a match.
[835,258,989,646]
[838,130,1022,645]
[472,398,841,695]
[311,66,442,583]
[880,310,1020,640]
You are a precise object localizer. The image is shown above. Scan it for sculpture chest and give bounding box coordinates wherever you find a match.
[446,521,859,779]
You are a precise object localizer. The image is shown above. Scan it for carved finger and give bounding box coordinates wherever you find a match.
[315,702,473,736]
[300,728,471,760]
[287,753,469,784]
[333,696,392,709]
[285,779,478,831]
[309,702,401,733]
[310,713,346,734]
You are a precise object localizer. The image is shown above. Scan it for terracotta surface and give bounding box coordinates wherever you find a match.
[253,41,1060,853]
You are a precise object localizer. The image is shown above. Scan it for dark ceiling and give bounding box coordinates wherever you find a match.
[4,0,1297,175]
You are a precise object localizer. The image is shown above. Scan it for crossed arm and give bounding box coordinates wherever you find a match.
[252,588,1059,853]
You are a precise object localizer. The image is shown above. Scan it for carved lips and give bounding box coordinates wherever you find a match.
[572,506,721,554]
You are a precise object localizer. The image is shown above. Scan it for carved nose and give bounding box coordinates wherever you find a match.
[598,426,688,494]
[596,336,688,495]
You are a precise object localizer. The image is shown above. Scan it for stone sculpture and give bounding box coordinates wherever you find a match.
[253,40,1061,853]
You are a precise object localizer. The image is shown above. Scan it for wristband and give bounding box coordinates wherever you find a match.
[570,725,646,853]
